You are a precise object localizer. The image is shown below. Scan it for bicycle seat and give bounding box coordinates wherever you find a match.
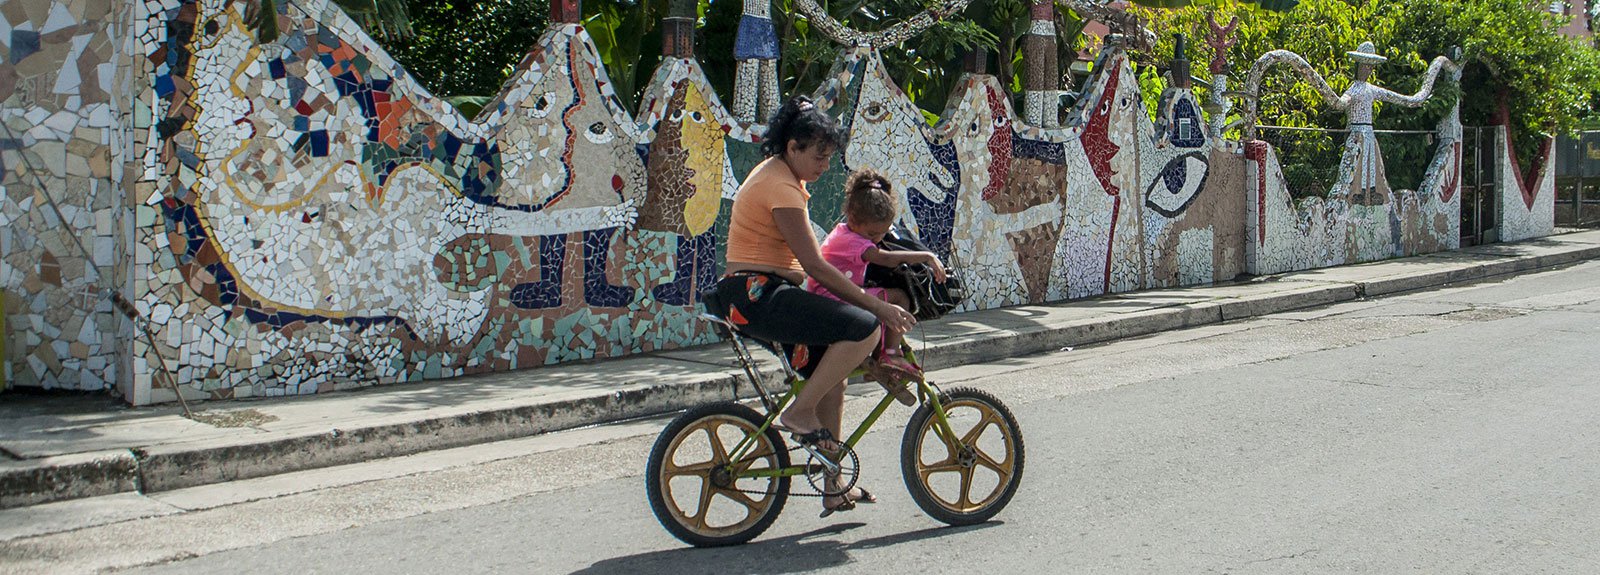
[697,312,737,330]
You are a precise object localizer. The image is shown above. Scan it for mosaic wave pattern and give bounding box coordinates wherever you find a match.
[2,0,1549,402]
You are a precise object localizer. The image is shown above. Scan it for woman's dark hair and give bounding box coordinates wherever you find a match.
[761,95,847,158]
[843,168,896,224]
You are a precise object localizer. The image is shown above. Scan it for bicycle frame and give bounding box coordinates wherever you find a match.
[700,314,967,481]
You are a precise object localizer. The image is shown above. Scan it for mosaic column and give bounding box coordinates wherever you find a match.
[1021,0,1060,128]
[1170,33,1191,89]
[964,48,989,75]
[1204,13,1238,137]
[551,0,580,23]
[662,0,696,57]
[733,0,781,124]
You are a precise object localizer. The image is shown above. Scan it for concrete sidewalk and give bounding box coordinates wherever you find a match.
[5,230,1599,510]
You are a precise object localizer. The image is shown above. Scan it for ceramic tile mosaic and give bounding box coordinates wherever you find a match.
[1242,48,1466,276]
[1,0,132,392]
[4,0,1543,403]
[1495,125,1556,243]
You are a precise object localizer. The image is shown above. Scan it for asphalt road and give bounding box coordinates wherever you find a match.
[7,260,1600,574]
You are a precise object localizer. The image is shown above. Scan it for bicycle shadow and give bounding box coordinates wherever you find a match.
[572,521,1003,574]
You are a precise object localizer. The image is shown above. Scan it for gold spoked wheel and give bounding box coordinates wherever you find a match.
[646,402,790,547]
[901,387,1025,525]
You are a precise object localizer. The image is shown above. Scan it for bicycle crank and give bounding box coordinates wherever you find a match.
[801,444,861,497]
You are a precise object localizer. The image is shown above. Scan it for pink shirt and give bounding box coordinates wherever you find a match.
[805,223,886,302]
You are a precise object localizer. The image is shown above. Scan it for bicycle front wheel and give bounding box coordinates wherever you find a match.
[900,387,1025,526]
[646,402,790,547]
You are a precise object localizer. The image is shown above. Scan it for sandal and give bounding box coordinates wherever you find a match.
[786,426,841,453]
[820,485,875,518]
[865,355,918,406]
[820,495,856,518]
[878,348,923,379]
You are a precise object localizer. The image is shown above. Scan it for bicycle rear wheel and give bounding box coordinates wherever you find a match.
[900,387,1024,526]
[646,402,790,547]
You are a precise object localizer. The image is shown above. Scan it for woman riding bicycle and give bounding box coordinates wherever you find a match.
[701,95,918,515]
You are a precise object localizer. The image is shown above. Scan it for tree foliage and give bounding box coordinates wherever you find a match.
[383,0,550,104]
[1136,0,1600,146]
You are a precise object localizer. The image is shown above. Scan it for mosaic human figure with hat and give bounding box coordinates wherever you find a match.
[1245,41,1459,206]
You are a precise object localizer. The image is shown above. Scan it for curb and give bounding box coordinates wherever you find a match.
[4,239,1598,509]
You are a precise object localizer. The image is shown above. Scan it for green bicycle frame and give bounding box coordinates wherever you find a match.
[724,349,966,480]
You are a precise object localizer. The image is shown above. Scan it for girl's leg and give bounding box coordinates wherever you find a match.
[880,289,911,352]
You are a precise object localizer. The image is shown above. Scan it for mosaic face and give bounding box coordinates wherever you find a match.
[497,35,645,212]
[841,51,958,238]
[639,82,725,237]
[945,80,1033,309]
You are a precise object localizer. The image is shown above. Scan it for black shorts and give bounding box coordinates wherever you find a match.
[700,271,879,377]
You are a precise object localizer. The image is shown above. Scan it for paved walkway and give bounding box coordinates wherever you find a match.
[4,229,1599,509]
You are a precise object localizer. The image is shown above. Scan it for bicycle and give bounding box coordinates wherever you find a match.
[645,312,1026,547]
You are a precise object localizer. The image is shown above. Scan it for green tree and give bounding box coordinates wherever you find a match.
[384,0,550,111]
[581,0,684,110]
[1136,0,1600,189]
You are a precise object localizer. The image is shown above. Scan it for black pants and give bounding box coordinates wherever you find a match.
[701,271,878,377]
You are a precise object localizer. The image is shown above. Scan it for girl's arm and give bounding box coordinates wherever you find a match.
[861,247,948,283]
[772,208,916,334]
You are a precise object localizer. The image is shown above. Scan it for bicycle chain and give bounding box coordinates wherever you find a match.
[719,444,844,498]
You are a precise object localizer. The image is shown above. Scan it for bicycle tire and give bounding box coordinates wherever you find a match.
[646,402,790,547]
[900,387,1025,526]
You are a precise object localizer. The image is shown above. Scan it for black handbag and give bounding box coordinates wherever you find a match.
[862,227,966,321]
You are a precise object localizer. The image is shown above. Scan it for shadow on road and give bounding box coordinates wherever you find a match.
[572,521,1002,574]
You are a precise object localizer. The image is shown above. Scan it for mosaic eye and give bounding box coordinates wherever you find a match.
[528,91,557,118]
[689,111,706,123]
[969,120,980,135]
[862,102,888,122]
[584,121,615,144]
[669,109,684,122]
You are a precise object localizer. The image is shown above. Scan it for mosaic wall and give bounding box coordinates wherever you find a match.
[809,47,1245,310]
[4,0,1548,403]
[0,0,133,392]
[1495,125,1556,243]
[128,0,744,402]
[1243,99,1464,276]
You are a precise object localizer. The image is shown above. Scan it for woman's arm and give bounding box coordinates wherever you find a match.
[861,247,948,283]
[772,208,916,334]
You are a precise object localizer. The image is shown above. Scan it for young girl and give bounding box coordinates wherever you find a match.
[805,168,948,405]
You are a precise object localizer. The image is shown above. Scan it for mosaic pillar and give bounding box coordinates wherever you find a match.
[1171,34,1191,89]
[1204,13,1238,137]
[1021,0,1060,128]
[964,48,989,75]
[552,0,580,24]
[733,0,781,124]
[662,0,696,58]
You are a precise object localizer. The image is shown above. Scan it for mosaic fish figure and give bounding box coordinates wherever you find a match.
[174,0,640,345]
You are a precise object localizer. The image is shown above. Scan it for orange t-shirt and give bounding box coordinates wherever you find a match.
[727,157,811,271]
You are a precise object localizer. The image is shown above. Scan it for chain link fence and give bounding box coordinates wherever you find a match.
[1256,125,1446,201]
[1255,125,1347,200]
[1374,129,1443,193]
